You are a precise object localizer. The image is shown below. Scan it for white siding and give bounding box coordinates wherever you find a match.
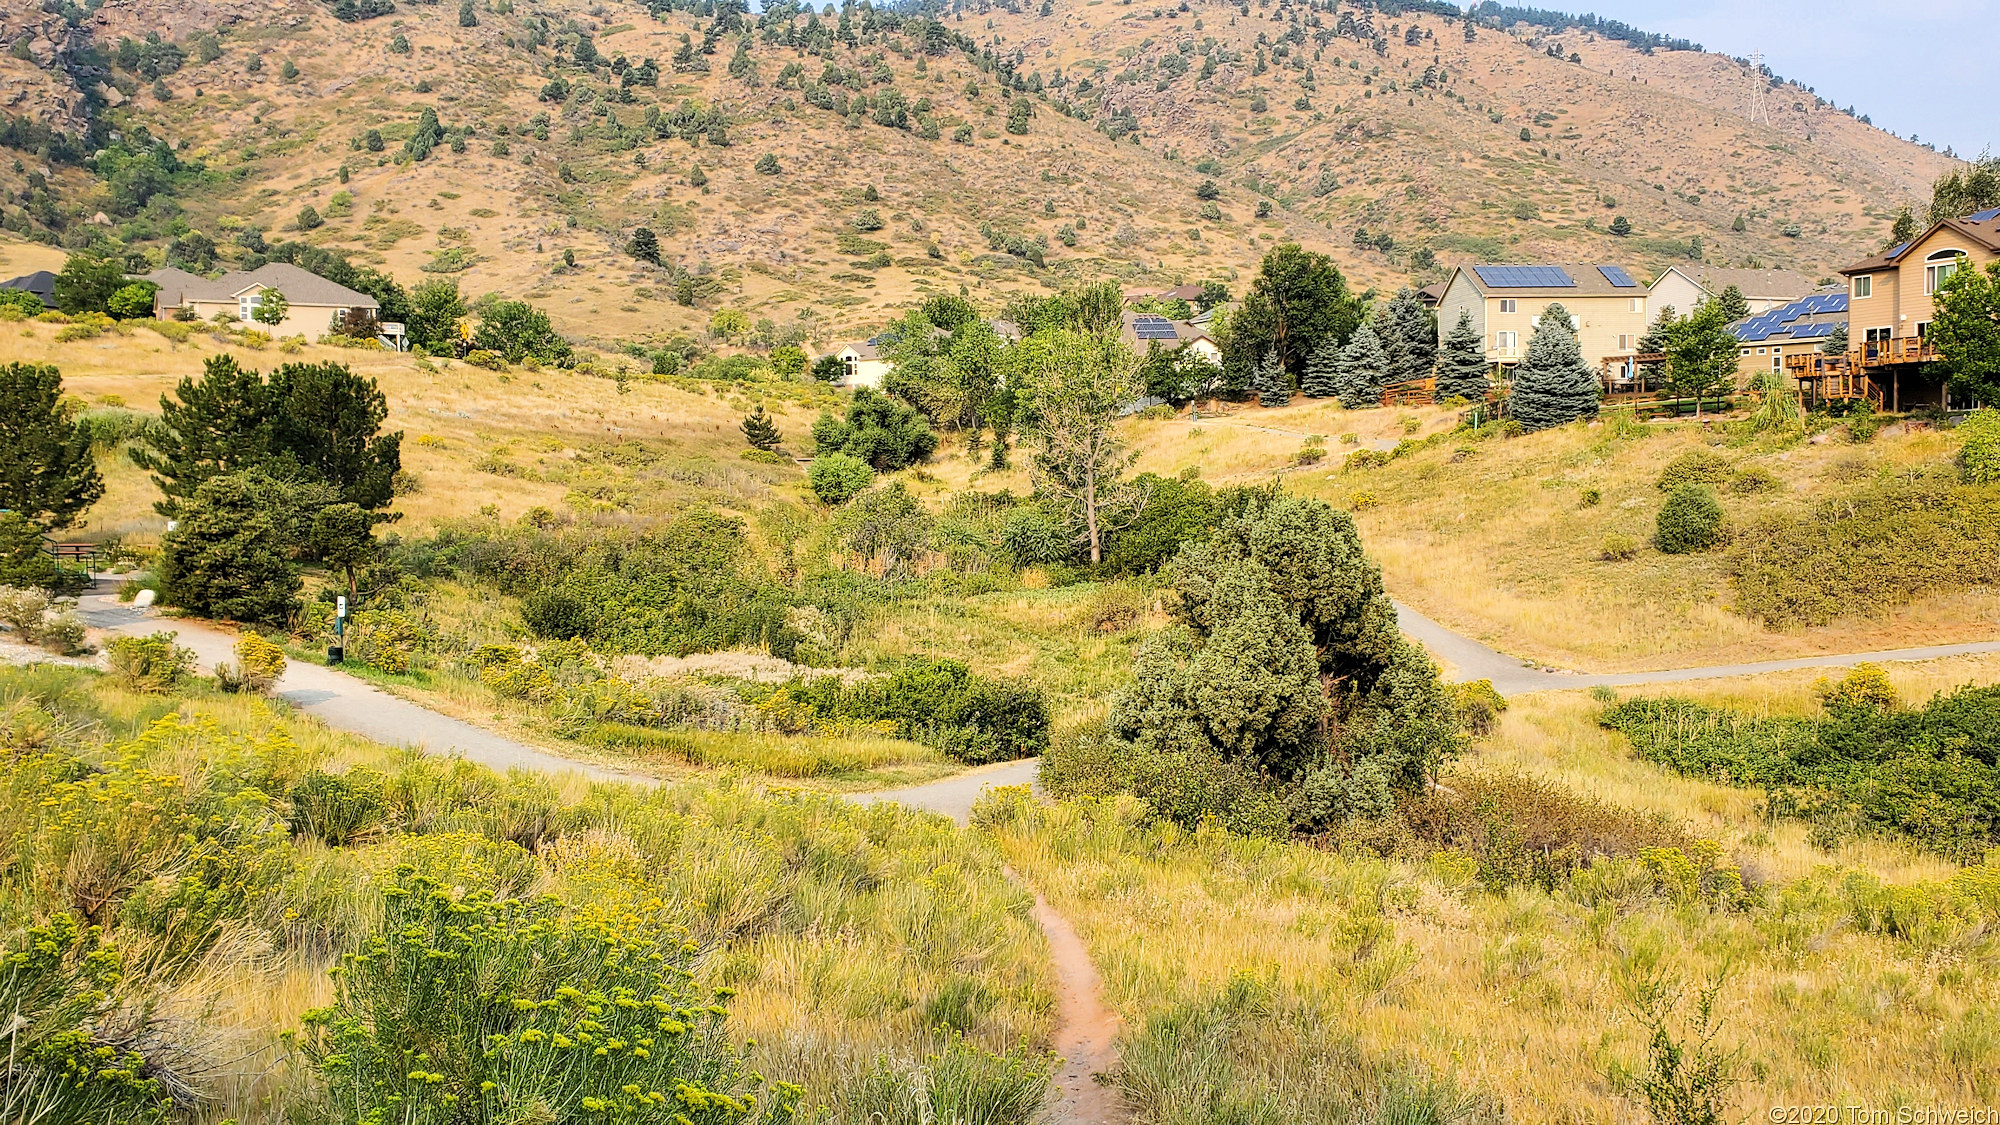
[1438,269,1486,346]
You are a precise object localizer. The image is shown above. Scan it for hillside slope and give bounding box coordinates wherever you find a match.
[0,0,1962,354]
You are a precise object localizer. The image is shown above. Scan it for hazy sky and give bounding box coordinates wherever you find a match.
[1536,0,1996,161]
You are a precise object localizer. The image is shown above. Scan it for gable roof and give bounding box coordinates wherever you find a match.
[0,270,57,308]
[838,340,883,360]
[1654,265,1819,303]
[1119,311,1213,352]
[1452,263,1645,299]
[1840,213,2000,275]
[145,262,378,309]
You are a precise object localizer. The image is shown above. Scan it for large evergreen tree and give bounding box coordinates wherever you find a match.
[158,471,317,625]
[0,362,103,530]
[1255,348,1290,407]
[1301,335,1340,398]
[266,363,403,511]
[1376,288,1438,384]
[1332,321,1389,408]
[1104,485,1463,825]
[1432,310,1490,403]
[1712,284,1751,324]
[133,356,275,516]
[1509,302,1600,431]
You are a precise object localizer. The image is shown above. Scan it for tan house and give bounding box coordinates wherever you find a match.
[1790,209,2000,411]
[1436,264,1652,378]
[147,263,383,341]
[833,340,893,389]
[1648,266,1819,318]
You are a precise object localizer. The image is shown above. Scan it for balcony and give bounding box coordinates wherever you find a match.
[1854,338,1938,367]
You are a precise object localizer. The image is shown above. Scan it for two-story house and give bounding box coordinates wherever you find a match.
[1436,264,1652,380]
[1817,208,2000,411]
[1648,266,1819,319]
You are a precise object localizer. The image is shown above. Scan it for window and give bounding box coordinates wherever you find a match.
[1629,297,1643,314]
[1739,348,1750,357]
[1851,274,1872,299]
[1864,326,1892,343]
[1916,321,1929,338]
[1772,351,1784,370]
[1494,330,1518,354]
[1756,347,1767,355]
[238,292,261,320]
[1925,250,1965,295]
[1498,298,1517,313]
[1617,334,1633,351]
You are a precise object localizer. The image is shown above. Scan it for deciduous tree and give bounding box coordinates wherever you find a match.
[1932,258,2000,405]
[1012,329,1143,564]
[1226,243,1368,384]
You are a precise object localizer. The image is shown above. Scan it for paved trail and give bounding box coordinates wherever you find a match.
[76,591,2000,1125]
[1392,601,2000,696]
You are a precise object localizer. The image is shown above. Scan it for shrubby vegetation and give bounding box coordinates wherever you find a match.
[0,666,1054,1123]
[1603,665,2000,861]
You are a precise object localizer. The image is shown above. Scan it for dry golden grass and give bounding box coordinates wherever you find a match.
[985,659,2000,1120]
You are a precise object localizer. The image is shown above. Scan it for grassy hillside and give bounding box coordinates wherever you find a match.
[0,0,1962,358]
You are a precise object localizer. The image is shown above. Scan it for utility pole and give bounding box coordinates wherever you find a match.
[1747,50,1769,126]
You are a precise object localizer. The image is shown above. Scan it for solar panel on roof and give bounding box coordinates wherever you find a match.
[1790,324,1835,339]
[1472,265,1575,288]
[1597,265,1638,288]
[1887,241,1910,258]
[1969,208,2000,223]
[1132,316,1179,341]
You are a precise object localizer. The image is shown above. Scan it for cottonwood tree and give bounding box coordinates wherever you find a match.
[1012,328,1144,564]
[1659,299,1741,417]
[1332,320,1389,408]
[405,279,466,352]
[1509,303,1600,431]
[1932,257,2000,404]
[0,362,103,530]
[1226,243,1368,383]
[1433,310,1489,403]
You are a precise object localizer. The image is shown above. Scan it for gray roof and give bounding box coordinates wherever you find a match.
[144,262,378,310]
[1455,263,1646,299]
[0,270,57,308]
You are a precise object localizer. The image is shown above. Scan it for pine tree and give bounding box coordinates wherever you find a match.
[1332,321,1389,408]
[1432,310,1490,403]
[627,226,661,265]
[1301,336,1340,397]
[0,362,103,530]
[1376,288,1438,384]
[1255,348,1290,407]
[740,404,782,450]
[1713,284,1751,323]
[458,0,477,26]
[1509,302,1600,431]
[132,355,274,516]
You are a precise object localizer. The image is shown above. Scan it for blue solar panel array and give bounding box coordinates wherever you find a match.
[1970,208,2000,223]
[1472,265,1575,288]
[1729,291,1849,343]
[1597,265,1638,288]
[1132,316,1179,341]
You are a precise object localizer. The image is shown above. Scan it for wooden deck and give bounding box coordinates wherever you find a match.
[1380,377,1436,407]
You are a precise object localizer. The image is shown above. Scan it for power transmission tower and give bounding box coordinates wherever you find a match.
[1747,50,1769,126]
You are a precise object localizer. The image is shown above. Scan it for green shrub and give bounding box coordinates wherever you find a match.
[1654,485,1724,554]
[740,448,787,465]
[844,1034,1053,1125]
[1101,472,1217,575]
[1654,448,1731,491]
[808,452,875,504]
[105,632,195,693]
[1452,678,1507,735]
[1726,465,1781,493]
[810,388,936,471]
[999,505,1070,566]
[216,633,287,692]
[288,767,387,845]
[1957,408,2000,484]
[1602,686,2000,862]
[1599,532,1641,561]
[463,348,507,370]
[782,658,1049,764]
[300,870,791,1125]
[0,916,176,1124]
[1727,471,2000,626]
[349,609,431,674]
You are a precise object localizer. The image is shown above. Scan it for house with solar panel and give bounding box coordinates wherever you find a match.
[1648,267,1819,320]
[1726,290,1848,384]
[832,339,893,389]
[1436,264,1651,380]
[1120,312,1222,365]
